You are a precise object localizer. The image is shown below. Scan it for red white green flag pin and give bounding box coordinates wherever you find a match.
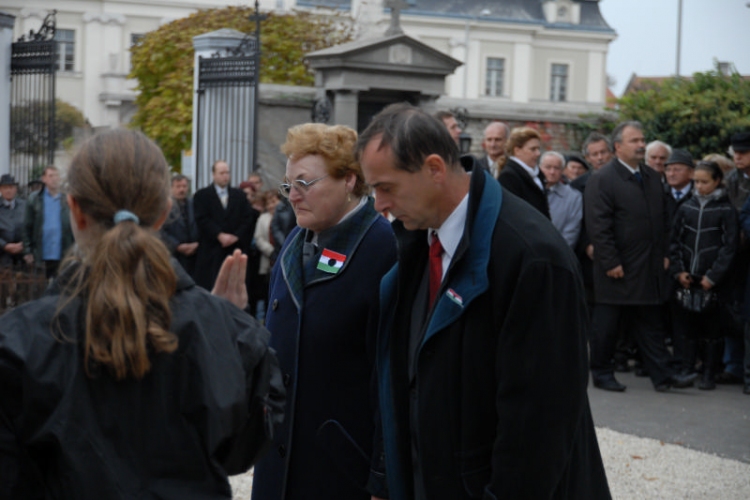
[317,248,347,274]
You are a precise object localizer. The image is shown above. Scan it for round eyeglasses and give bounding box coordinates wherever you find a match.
[278,174,329,198]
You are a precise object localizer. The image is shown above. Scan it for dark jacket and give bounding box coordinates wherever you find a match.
[498,157,551,219]
[22,188,74,263]
[160,197,199,277]
[0,261,285,499]
[377,164,610,500]
[270,198,296,256]
[194,184,254,289]
[669,189,737,288]
[252,199,396,500]
[585,159,670,304]
[0,198,26,267]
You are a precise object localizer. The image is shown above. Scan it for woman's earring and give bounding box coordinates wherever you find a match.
[347,192,352,202]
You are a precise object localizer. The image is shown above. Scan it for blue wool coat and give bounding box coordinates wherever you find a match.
[252,199,396,500]
[377,164,610,499]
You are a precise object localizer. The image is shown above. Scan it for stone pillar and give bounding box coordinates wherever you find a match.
[0,11,14,176]
[333,90,358,130]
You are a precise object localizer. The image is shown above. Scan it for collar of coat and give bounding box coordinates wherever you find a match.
[382,156,503,348]
[279,197,382,311]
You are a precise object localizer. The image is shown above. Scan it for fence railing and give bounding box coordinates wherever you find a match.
[0,265,49,315]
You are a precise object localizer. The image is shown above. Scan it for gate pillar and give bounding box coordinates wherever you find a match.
[0,12,15,176]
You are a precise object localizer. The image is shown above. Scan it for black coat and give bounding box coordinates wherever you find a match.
[193,184,254,289]
[378,163,610,499]
[498,157,551,219]
[0,262,285,499]
[252,199,396,500]
[585,159,670,304]
[670,190,738,287]
[160,197,199,277]
[0,199,25,267]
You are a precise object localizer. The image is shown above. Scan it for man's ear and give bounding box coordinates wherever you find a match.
[423,154,447,182]
[67,194,88,231]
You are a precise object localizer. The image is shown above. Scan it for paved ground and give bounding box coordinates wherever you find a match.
[588,369,750,464]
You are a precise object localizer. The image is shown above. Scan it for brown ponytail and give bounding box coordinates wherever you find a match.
[63,129,177,380]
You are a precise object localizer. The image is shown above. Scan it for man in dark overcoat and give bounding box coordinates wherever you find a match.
[193,160,254,290]
[358,104,610,500]
[161,174,199,278]
[585,121,698,392]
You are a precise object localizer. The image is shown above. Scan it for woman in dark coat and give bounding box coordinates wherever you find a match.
[0,130,284,498]
[498,126,551,218]
[670,161,738,389]
[252,124,396,500]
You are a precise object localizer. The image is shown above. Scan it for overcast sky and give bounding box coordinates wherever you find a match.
[599,0,750,96]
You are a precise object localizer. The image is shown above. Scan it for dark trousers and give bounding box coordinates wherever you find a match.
[591,303,675,387]
[44,260,60,279]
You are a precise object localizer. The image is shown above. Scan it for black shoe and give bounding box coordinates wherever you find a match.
[715,372,743,385]
[593,377,626,392]
[655,372,699,392]
[698,373,716,391]
[743,385,750,395]
[670,372,699,389]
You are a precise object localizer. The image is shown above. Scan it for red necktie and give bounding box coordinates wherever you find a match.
[429,233,443,308]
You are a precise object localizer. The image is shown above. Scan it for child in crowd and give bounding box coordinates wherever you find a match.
[670,161,739,389]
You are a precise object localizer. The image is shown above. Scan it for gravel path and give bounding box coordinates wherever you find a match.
[230,427,750,499]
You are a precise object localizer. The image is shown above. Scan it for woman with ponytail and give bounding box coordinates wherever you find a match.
[0,129,284,498]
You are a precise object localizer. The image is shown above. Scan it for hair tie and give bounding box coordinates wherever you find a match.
[113,210,140,225]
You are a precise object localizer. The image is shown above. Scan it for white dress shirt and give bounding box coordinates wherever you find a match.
[428,193,469,281]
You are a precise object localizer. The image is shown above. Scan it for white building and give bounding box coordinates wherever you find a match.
[2,0,615,128]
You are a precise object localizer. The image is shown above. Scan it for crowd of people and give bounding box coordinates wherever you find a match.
[460,115,750,395]
[1,104,749,499]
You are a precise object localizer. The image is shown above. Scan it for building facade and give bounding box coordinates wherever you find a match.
[3,0,614,130]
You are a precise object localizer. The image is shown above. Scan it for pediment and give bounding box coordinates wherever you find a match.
[306,33,461,77]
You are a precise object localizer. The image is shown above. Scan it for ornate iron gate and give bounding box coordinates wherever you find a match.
[10,11,57,186]
[195,46,257,188]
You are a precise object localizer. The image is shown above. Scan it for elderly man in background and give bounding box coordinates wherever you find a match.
[540,151,582,248]
[0,175,26,268]
[646,140,672,179]
[478,121,509,178]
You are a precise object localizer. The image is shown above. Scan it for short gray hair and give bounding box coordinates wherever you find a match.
[540,151,565,167]
[646,140,672,156]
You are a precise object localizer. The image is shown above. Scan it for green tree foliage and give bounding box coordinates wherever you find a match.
[129,7,354,167]
[10,99,86,156]
[618,67,750,159]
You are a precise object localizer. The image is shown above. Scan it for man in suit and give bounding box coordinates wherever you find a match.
[478,121,509,178]
[0,175,26,268]
[664,149,695,220]
[161,174,199,277]
[498,126,550,218]
[585,121,698,392]
[357,103,610,500]
[193,160,253,290]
